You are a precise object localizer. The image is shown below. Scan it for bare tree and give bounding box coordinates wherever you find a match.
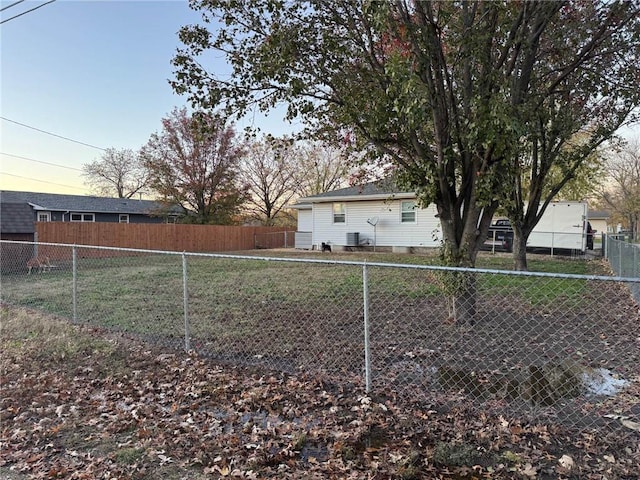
[82,148,150,198]
[295,141,351,198]
[241,137,299,225]
[599,138,640,239]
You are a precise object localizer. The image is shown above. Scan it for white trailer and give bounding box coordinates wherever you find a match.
[528,202,588,252]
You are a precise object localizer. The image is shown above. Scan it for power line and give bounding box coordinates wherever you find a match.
[0,0,56,25]
[1,171,87,192]
[0,0,25,13]
[1,152,84,171]
[0,116,106,151]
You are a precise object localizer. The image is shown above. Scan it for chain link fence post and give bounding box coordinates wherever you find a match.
[619,239,623,275]
[182,252,191,352]
[72,245,78,324]
[362,262,371,393]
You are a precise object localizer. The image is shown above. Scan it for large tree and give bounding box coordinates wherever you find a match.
[241,136,299,225]
[142,107,247,225]
[500,1,640,270]
[82,148,150,199]
[240,138,352,225]
[599,138,640,240]
[172,0,639,319]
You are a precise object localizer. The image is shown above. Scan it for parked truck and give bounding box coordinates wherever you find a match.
[485,202,591,253]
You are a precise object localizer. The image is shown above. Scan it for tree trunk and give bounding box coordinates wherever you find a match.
[438,220,486,325]
[452,272,477,325]
[512,229,528,271]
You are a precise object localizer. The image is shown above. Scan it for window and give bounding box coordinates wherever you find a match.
[119,214,129,223]
[333,203,346,223]
[70,213,95,222]
[401,201,416,223]
[37,212,51,222]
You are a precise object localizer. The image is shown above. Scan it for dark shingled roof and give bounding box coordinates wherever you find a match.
[0,202,35,234]
[0,190,182,215]
[301,178,409,201]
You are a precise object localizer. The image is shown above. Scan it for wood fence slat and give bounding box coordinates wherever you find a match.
[35,223,291,253]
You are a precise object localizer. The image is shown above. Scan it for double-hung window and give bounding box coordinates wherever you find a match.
[119,214,129,223]
[333,203,346,223]
[70,213,95,222]
[401,201,416,223]
[37,212,51,222]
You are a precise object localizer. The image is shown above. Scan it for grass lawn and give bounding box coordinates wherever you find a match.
[0,249,603,339]
[2,249,630,386]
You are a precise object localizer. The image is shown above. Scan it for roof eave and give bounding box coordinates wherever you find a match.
[300,192,416,203]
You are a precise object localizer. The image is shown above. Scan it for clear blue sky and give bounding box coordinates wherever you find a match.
[0,0,295,195]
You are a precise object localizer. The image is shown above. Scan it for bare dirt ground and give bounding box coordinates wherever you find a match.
[2,303,639,479]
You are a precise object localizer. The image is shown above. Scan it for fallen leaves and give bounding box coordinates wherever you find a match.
[558,453,575,470]
[1,304,639,479]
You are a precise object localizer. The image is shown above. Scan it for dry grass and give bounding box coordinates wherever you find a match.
[0,303,129,377]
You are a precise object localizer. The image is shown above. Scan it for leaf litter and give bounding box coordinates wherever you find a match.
[1,304,639,479]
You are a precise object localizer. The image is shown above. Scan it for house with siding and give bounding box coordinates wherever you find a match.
[587,209,610,235]
[292,180,442,251]
[0,190,183,241]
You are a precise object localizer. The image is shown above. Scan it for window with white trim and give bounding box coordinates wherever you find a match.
[37,212,51,222]
[333,203,346,223]
[70,213,95,222]
[401,201,416,223]
[119,214,129,223]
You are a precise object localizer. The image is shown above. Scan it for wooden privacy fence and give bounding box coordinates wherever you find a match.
[36,222,292,253]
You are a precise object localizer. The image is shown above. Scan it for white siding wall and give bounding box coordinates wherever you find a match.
[296,208,313,232]
[311,200,442,248]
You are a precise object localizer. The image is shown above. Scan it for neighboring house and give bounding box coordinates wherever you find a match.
[0,190,183,241]
[1,202,36,241]
[588,209,610,235]
[292,180,442,251]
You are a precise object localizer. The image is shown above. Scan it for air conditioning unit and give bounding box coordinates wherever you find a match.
[346,232,360,246]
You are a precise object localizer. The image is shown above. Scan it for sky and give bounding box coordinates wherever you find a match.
[1,1,638,197]
[0,0,296,196]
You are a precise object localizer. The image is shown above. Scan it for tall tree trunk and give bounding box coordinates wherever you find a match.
[452,272,477,324]
[438,216,489,325]
[512,228,528,271]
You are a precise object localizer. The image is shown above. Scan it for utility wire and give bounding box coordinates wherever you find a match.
[0,0,25,13]
[0,116,106,151]
[1,171,87,192]
[1,152,83,171]
[0,0,56,25]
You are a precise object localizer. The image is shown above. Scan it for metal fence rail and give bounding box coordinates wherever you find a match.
[2,240,639,432]
[606,234,640,303]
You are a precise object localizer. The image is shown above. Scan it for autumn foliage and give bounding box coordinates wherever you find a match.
[142,107,247,225]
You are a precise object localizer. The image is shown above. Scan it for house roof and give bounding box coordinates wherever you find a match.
[0,202,36,234]
[0,190,182,215]
[297,179,415,203]
[290,202,312,210]
[588,210,610,220]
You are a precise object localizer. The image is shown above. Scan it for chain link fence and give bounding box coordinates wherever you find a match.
[1,240,639,431]
[606,234,640,304]
[253,230,295,249]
